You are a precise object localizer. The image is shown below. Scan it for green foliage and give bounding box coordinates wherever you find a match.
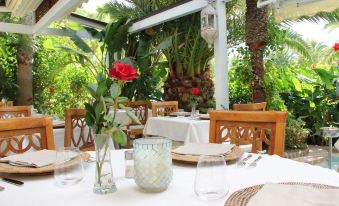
[33,36,93,118]
[285,114,310,150]
[0,32,17,100]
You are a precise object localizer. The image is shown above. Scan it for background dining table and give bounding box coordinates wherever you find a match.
[2,150,339,206]
[143,116,210,144]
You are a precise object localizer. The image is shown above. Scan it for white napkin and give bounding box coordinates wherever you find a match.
[173,143,234,156]
[0,150,57,168]
[247,183,339,206]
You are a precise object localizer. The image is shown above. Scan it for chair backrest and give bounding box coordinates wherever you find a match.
[64,108,94,150]
[233,102,267,111]
[0,101,14,107]
[209,111,287,156]
[151,101,178,117]
[0,116,55,157]
[0,106,31,119]
[125,101,149,125]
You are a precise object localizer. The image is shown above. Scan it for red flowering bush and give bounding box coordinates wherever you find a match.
[49,87,55,93]
[333,43,339,52]
[109,62,139,81]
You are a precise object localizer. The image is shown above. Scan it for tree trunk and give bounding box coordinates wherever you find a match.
[245,0,268,103]
[16,35,34,105]
[164,66,214,111]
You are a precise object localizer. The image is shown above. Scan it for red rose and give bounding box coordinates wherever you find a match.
[192,88,200,96]
[109,62,139,81]
[333,43,339,52]
[49,87,54,93]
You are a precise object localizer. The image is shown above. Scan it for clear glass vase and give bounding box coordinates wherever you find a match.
[93,134,117,194]
[191,104,196,118]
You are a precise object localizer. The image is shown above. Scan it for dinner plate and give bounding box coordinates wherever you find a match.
[169,112,191,117]
[199,114,210,120]
[0,152,90,175]
[172,146,243,164]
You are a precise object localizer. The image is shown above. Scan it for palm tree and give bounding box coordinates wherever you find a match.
[245,0,268,103]
[0,14,35,105]
[98,0,245,110]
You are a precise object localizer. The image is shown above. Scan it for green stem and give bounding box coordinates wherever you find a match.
[96,139,109,186]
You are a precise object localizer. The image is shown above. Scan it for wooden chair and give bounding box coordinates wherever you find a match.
[233,102,267,149]
[124,101,149,148]
[209,111,287,156]
[0,101,14,107]
[151,101,178,117]
[0,106,31,119]
[64,108,94,151]
[233,102,267,111]
[0,116,55,157]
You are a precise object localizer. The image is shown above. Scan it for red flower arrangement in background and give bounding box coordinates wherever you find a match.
[109,62,139,81]
[192,88,200,96]
[189,87,200,107]
[333,43,339,52]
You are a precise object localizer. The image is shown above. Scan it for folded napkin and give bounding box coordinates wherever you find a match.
[173,143,234,156]
[0,150,57,168]
[247,183,339,206]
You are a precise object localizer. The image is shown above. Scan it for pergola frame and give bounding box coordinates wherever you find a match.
[0,0,230,109]
[127,0,229,109]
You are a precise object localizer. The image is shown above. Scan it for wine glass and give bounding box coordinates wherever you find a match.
[194,155,229,200]
[54,147,84,186]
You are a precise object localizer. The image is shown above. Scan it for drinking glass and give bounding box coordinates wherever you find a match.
[194,155,229,200]
[54,147,84,186]
[178,109,185,117]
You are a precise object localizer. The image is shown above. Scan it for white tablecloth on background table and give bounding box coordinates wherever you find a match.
[1,150,339,206]
[143,117,210,144]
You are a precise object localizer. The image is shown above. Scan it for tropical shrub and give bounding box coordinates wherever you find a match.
[285,115,309,149]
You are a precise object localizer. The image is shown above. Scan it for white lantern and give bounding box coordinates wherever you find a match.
[201,2,218,48]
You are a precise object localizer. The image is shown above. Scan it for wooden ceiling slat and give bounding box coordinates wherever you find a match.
[35,0,59,22]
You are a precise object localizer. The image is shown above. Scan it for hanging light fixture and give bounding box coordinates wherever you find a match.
[201,1,217,48]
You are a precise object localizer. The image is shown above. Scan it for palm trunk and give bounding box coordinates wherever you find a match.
[164,66,214,111]
[245,0,268,103]
[16,35,33,105]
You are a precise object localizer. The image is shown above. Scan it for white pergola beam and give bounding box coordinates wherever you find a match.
[0,22,33,34]
[33,0,85,34]
[128,0,208,33]
[0,6,10,12]
[214,0,228,109]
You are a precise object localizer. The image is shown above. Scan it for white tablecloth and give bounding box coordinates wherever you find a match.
[143,117,210,144]
[1,150,339,206]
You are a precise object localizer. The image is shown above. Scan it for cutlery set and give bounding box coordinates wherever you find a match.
[237,154,263,167]
[0,177,24,190]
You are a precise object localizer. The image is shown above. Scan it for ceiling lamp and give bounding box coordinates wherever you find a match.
[201,1,217,48]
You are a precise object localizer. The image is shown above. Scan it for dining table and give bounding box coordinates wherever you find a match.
[143,116,210,144]
[1,150,339,206]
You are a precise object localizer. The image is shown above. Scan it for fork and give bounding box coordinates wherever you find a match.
[237,154,252,166]
[248,156,262,167]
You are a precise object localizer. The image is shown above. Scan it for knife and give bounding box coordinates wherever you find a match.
[1,177,24,186]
